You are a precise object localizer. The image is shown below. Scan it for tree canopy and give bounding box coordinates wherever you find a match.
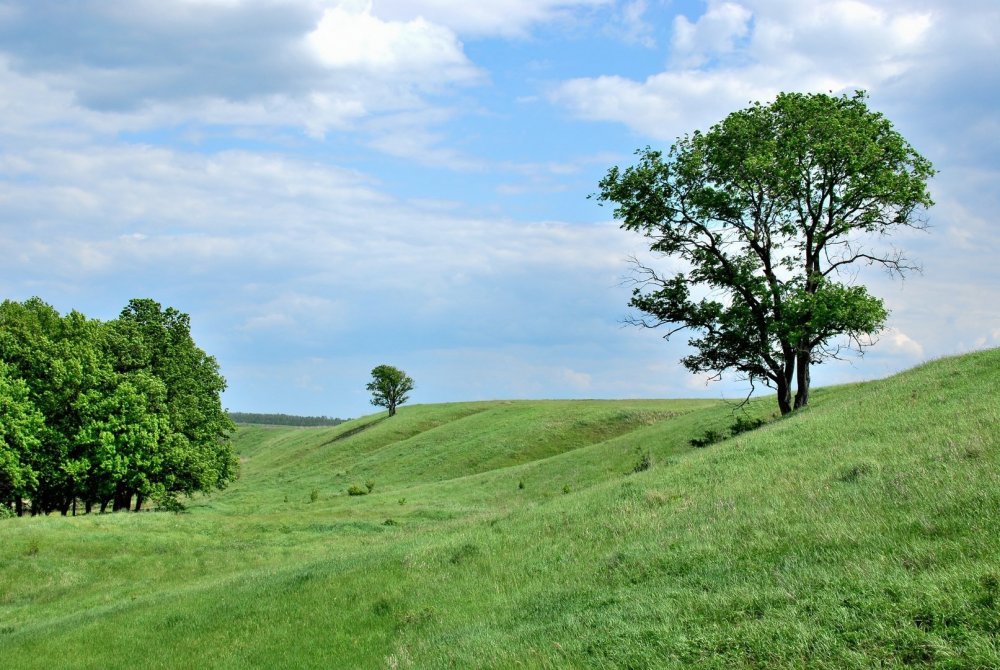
[366,364,414,417]
[0,297,237,516]
[596,91,935,414]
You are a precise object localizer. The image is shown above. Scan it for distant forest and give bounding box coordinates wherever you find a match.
[229,412,349,427]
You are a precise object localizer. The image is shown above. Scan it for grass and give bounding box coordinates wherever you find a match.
[1,349,998,668]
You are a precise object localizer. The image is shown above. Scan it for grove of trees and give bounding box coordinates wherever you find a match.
[596,91,935,414]
[0,297,237,516]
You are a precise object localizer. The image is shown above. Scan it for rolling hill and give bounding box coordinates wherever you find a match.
[1,349,998,668]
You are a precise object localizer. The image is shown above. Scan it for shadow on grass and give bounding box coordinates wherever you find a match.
[320,417,388,446]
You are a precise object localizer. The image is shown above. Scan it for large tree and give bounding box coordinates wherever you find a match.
[596,91,934,415]
[366,364,414,417]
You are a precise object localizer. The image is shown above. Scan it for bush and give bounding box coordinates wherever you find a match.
[632,452,652,473]
[347,484,368,496]
[155,494,187,513]
[690,429,724,448]
[0,504,14,519]
[730,415,765,437]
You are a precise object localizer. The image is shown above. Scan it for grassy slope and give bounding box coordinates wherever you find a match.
[1,350,998,668]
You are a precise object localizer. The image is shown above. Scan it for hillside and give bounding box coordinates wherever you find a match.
[1,350,998,668]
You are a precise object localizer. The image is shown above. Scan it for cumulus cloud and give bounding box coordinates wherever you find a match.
[0,0,483,141]
[552,0,935,138]
[306,1,478,82]
[672,1,753,66]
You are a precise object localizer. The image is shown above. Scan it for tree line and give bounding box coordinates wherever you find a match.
[229,412,348,427]
[0,297,237,516]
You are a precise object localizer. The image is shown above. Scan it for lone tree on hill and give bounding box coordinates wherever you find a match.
[366,364,414,417]
[596,91,935,415]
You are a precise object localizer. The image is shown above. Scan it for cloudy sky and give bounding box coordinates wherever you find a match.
[1,0,997,417]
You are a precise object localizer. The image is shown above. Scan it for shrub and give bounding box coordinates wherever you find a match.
[562,484,571,494]
[155,494,187,513]
[690,429,724,448]
[383,518,397,526]
[632,452,652,473]
[730,415,765,437]
[347,484,368,496]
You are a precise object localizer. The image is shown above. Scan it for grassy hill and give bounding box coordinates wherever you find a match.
[1,350,998,668]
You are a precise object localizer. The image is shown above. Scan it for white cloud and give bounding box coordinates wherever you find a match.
[607,0,656,47]
[880,327,924,358]
[552,69,774,140]
[552,0,936,138]
[307,1,478,83]
[672,1,752,66]
[0,0,482,142]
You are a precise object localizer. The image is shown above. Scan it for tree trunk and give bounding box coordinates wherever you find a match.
[85,500,93,515]
[100,499,109,514]
[388,403,396,417]
[113,488,132,512]
[794,349,811,409]
[775,376,793,415]
[15,496,23,517]
[773,349,796,415]
[134,493,144,512]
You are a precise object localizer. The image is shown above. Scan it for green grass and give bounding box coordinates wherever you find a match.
[2,350,999,668]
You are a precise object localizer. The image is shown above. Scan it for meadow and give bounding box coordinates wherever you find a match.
[1,349,998,668]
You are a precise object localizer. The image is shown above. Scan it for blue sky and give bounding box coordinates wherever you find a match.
[1,0,997,418]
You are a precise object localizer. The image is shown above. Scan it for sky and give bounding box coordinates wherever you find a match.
[0,0,997,418]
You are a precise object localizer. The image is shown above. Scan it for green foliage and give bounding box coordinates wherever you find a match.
[309,489,319,503]
[347,484,367,496]
[0,297,237,516]
[597,91,935,414]
[365,364,414,417]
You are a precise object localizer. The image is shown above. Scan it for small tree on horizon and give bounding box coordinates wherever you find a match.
[366,364,414,417]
